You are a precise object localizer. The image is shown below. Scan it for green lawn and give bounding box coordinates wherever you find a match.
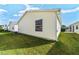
[0,32,79,55]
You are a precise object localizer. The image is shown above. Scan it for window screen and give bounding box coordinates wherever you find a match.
[35,19,43,32]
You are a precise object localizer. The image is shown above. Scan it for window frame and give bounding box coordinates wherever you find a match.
[35,19,43,32]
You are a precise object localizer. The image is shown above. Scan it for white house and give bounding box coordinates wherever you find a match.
[17,9,61,41]
[2,25,8,31]
[66,21,79,33]
[8,21,18,32]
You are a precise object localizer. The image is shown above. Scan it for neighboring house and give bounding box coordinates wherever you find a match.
[14,24,18,32]
[2,25,8,31]
[17,9,61,41]
[66,21,79,33]
[8,21,18,32]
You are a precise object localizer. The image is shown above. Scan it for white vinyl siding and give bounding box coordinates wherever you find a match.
[18,11,61,41]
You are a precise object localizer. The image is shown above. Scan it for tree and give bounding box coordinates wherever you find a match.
[0,25,4,32]
[61,25,67,32]
[0,25,2,29]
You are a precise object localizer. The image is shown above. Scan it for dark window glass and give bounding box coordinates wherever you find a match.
[35,19,43,32]
[35,26,42,31]
[76,25,78,29]
[70,26,72,32]
[73,26,74,32]
[12,27,14,30]
[36,19,42,25]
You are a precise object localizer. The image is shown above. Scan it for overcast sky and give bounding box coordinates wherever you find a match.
[0,4,78,26]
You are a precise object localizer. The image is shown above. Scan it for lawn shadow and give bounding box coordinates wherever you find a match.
[46,33,79,55]
[46,33,70,55]
[46,41,70,55]
[0,32,54,51]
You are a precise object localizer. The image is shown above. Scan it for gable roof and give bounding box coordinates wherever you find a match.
[17,9,61,24]
[8,21,17,26]
[69,21,79,27]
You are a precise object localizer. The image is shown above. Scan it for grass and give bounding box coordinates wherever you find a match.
[0,32,79,55]
[0,32,53,55]
[47,32,79,55]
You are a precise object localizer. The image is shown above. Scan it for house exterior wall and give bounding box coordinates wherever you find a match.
[18,11,60,40]
[57,18,61,39]
[66,25,75,32]
[66,28,70,32]
[8,22,18,32]
[14,25,18,32]
[66,22,79,33]
[73,23,79,33]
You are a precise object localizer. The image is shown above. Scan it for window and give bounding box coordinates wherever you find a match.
[70,26,72,32]
[35,19,43,32]
[76,25,78,29]
[12,27,14,30]
[73,26,74,32]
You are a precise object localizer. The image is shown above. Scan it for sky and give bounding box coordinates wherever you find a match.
[0,4,78,26]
